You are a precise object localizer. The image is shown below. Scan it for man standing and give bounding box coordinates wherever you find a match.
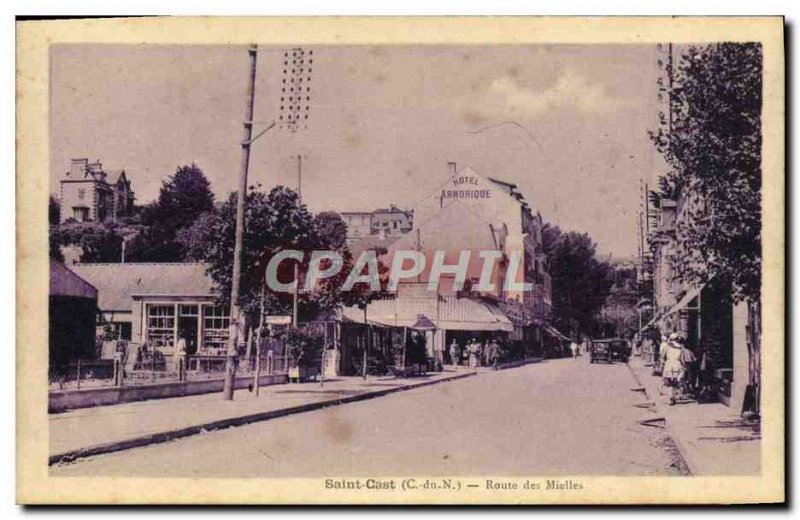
[449,339,460,367]
[174,333,187,374]
[570,339,579,360]
[488,339,499,370]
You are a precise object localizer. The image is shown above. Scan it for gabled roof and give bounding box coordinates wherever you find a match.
[108,169,129,186]
[70,263,216,311]
[50,259,97,299]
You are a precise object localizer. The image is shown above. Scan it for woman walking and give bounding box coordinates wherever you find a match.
[660,333,685,405]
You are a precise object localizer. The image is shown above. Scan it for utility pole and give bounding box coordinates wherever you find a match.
[223,44,258,401]
[292,154,302,328]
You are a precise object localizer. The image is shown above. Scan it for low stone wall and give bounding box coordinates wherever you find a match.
[49,373,288,413]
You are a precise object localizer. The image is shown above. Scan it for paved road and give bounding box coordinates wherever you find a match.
[52,357,683,477]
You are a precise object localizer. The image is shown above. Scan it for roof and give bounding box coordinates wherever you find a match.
[70,263,216,311]
[342,296,513,332]
[487,176,518,190]
[50,259,97,299]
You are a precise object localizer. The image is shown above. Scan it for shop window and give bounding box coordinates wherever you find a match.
[202,305,231,353]
[146,304,175,348]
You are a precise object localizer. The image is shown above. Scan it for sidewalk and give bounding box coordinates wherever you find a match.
[50,370,475,465]
[627,356,760,475]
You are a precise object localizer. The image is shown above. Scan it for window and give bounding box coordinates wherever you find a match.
[179,304,199,317]
[146,304,175,348]
[202,305,230,352]
[72,207,89,222]
[77,188,86,200]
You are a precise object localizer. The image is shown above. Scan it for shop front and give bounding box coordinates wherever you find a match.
[133,297,232,357]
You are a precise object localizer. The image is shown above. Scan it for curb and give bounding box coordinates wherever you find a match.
[49,371,477,466]
[495,357,543,370]
[626,361,696,476]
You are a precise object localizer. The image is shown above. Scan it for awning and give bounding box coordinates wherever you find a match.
[665,284,703,317]
[341,296,513,332]
[411,314,437,331]
[543,324,571,342]
[637,282,705,335]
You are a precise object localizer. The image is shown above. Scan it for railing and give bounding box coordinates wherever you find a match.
[49,360,115,390]
[49,350,293,391]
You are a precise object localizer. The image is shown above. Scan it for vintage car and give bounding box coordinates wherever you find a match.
[590,339,630,364]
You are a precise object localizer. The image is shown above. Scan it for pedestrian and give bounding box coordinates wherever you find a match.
[468,340,479,368]
[174,333,187,373]
[449,339,460,366]
[570,340,579,360]
[679,340,698,398]
[488,339,499,370]
[660,332,685,405]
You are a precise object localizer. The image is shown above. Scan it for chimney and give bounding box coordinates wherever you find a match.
[69,158,88,178]
[447,161,457,176]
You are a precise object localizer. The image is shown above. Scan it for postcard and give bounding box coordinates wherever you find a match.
[17,16,784,504]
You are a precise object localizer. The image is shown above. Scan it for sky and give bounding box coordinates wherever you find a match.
[50,44,668,258]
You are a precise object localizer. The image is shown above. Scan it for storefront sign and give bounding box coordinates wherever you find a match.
[440,175,492,200]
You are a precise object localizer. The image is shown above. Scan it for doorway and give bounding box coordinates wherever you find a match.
[178,304,200,355]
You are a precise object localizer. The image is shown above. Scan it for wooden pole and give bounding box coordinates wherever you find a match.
[402,327,408,376]
[223,43,258,401]
[362,306,368,380]
[253,283,265,396]
[320,323,327,387]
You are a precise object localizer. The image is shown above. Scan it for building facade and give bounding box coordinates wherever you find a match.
[59,158,135,223]
[342,164,553,367]
[70,263,232,361]
[341,205,414,243]
[647,192,759,411]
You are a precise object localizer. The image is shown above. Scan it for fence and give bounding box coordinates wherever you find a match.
[49,360,115,390]
[49,349,293,391]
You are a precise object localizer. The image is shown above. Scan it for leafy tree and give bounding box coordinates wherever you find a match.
[130,164,215,262]
[179,186,360,325]
[59,221,124,263]
[315,211,348,250]
[49,196,61,226]
[49,196,64,261]
[49,226,64,262]
[650,43,762,302]
[541,223,614,337]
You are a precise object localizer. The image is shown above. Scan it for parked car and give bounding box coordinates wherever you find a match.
[590,339,630,364]
[610,339,632,363]
[590,339,612,363]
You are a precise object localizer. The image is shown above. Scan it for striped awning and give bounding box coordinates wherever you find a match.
[341,296,513,332]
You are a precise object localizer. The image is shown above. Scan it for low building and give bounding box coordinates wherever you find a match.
[59,158,135,223]
[69,263,231,359]
[50,259,98,366]
[340,282,513,374]
[341,204,414,243]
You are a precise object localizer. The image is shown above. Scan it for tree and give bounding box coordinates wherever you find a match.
[131,164,215,262]
[49,226,64,262]
[49,196,60,226]
[179,186,355,325]
[315,211,348,250]
[541,223,614,337]
[651,43,762,302]
[59,221,124,263]
[49,196,64,261]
